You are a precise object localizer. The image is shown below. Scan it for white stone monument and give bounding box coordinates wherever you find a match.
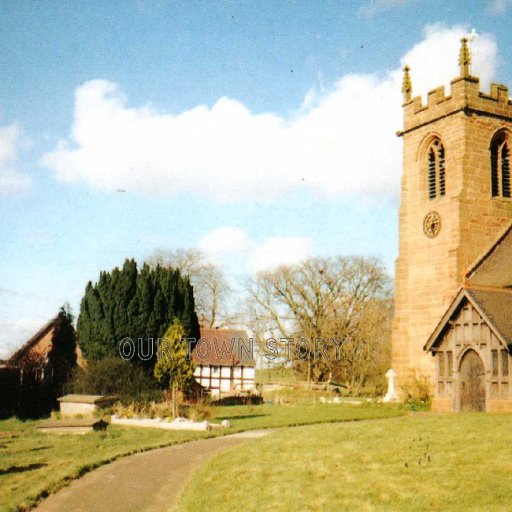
[383,369,399,402]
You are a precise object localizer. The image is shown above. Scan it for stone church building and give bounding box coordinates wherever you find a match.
[392,38,512,412]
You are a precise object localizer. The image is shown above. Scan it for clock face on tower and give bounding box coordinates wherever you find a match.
[423,211,441,238]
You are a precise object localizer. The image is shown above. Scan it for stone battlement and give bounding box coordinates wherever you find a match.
[402,77,512,133]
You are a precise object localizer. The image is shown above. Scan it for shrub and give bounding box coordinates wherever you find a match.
[184,402,212,421]
[113,399,213,422]
[113,400,197,420]
[402,372,432,409]
[67,357,162,403]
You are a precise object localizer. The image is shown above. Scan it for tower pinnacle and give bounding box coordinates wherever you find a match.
[401,65,412,102]
[459,37,471,77]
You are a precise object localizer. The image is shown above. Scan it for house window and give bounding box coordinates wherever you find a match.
[427,139,446,199]
[491,131,511,198]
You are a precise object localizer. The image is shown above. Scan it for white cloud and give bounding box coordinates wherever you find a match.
[0,124,31,196]
[198,227,312,273]
[198,227,252,257]
[250,236,313,272]
[486,0,511,14]
[358,0,409,18]
[41,25,497,203]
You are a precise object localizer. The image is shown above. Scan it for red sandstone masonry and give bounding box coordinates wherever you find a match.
[392,64,512,390]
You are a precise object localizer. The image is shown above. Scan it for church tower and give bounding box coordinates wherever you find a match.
[392,38,512,390]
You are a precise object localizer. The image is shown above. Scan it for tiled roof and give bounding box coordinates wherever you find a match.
[192,328,255,367]
[469,289,512,347]
[425,288,512,351]
[8,317,58,365]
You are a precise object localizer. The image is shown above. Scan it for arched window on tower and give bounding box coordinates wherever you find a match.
[427,139,445,199]
[491,131,511,199]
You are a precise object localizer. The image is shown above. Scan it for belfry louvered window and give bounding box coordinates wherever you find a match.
[427,139,445,199]
[491,132,511,198]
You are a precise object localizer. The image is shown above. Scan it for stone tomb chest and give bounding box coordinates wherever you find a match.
[37,418,108,434]
[58,394,118,417]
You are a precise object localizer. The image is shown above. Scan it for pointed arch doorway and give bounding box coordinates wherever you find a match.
[459,349,486,412]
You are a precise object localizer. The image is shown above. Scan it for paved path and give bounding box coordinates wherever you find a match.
[35,430,272,512]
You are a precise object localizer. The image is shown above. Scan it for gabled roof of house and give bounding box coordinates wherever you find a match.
[465,220,512,288]
[8,316,59,366]
[192,327,255,367]
[424,288,512,352]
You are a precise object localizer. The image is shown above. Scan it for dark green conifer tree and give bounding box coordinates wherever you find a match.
[77,259,199,371]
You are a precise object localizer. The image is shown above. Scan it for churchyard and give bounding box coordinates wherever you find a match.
[4,406,512,511]
[2,359,505,511]
[0,342,508,512]
[0,402,401,511]
[177,413,512,512]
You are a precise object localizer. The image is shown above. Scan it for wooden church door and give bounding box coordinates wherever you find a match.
[459,350,486,412]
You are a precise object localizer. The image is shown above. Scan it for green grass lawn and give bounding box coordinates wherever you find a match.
[0,418,218,512]
[214,402,403,429]
[176,413,512,512]
[0,403,401,511]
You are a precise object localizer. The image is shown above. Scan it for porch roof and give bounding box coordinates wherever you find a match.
[424,288,512,352]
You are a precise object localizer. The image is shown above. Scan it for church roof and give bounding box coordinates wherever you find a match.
[424,288,512,352]
[470,289,512,347]
[465,220,512,288]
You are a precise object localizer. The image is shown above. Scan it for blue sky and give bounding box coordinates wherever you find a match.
[2,0,512,356]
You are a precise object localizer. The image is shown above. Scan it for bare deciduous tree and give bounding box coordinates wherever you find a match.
[245,256,392,388]
[327,297,392,394]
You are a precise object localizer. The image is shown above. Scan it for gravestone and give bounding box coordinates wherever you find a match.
[383,369,399,402]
